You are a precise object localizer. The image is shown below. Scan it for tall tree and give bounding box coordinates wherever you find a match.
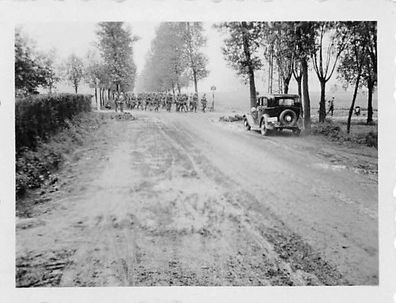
[139,23,189,93]
[96,22,138,94]
[40,48,60,94]
[64,53,84,94]
[362,22,377,124]
[84,49,103,108]
[311,22,349,122]
[292,60,302,98]
[337,22,367,133]
[260,22,295,94]
[294,22,317,132]
[15,28,50,96]
[182,22,209,93]
[216,22,262,108]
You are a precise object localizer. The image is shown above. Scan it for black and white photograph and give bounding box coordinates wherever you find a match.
[1,0,396,302]
[14,20,379,287]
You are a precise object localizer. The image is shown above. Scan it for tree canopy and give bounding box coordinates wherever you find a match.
[15,29,58,96]
[96,22,138,93]
[63,53,84,94]
[139,22,209,93]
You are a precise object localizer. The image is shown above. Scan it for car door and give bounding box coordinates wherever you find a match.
[257,97,267,122]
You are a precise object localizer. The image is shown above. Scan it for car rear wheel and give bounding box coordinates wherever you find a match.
[279,109,298,127]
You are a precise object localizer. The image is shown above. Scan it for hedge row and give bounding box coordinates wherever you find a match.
[16,94,92,151]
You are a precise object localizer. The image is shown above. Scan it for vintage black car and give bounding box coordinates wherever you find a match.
[243,94,302,136]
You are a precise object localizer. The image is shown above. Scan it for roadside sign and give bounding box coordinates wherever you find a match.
[210,85,216,112]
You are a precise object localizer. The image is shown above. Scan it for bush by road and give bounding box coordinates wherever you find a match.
[16,94,92,151]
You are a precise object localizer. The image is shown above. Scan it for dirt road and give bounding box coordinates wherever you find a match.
[16,111,378,286]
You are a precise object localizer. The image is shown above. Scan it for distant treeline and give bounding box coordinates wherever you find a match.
[216,21,377,133]
[15,94,92,151]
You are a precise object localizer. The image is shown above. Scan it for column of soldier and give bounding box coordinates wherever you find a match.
[121,92,209,113]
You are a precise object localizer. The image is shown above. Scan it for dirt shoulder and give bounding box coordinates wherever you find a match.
[215,112,377,178]
[16,111,378,287]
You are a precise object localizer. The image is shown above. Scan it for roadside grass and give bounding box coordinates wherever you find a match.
[16,112,107,199]
[311,118,377,149]
[218,111,377,149]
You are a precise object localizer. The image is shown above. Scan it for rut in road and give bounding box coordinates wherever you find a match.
[16,115,346,287]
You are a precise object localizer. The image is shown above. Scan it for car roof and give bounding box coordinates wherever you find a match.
[259,94,300,99]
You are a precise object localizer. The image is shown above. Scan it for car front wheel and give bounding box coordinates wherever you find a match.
[260,122,269,136]
[244,120,251,131]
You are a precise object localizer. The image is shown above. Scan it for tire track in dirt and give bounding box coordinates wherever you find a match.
[162,114,377,285]
[138,117,348,283]
[16,113,371,286]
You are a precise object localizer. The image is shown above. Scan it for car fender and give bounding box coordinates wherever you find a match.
[243,113,255,126]
[261,114,275,130]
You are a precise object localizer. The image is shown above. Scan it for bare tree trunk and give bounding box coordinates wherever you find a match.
[267,58,271,93]
[319,80,326,123]
[282,70,292,95]
[193,70,198,93]
[278,66,284,94]
[283,81,289,94]
[100,88,103,108]
[95,87,99,111]
[367,78,374,124]
[347,74,361,133]
[297,78,302,98]
[241,21,257,108]
[268,48,273,94]
[301,59,311,133]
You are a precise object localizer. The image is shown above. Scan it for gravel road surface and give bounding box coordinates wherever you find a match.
[16,111,378,286]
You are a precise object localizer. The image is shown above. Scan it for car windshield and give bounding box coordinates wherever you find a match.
[277,98,298,106]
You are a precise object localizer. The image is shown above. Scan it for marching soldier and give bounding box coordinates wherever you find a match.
[161,93,167,109]
[166,93,173,112]
[131,93,137,109]
[175,93,181,112]
[327,97,335,116]
[201,93,207,112]
[191,92,198,113]
[115,91,125,113]
[180,94,187,112]
[153,93,160,111]
[136,93,143,110]
[144,93,151,111]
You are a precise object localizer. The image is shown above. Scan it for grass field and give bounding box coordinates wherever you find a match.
[206,89,378,115]
[206,89,378,138]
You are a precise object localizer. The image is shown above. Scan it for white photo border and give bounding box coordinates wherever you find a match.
[0,0,395,302]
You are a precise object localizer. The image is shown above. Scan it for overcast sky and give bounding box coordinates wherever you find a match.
[21,22,338,94]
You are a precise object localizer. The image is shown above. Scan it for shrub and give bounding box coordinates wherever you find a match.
[312,121,377,148]
[15,112,103,198]
[364,131,378,148]
[311,122,342,139]
[15,94,92,151]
